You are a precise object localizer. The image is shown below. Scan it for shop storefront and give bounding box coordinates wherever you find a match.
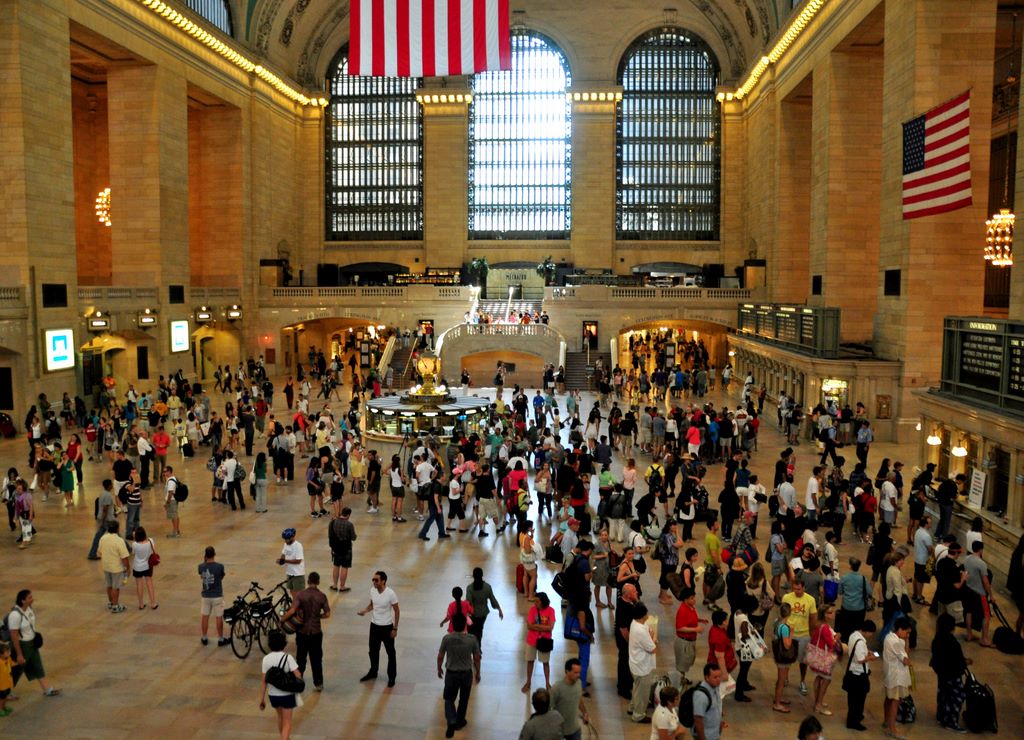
[728,335,902,441]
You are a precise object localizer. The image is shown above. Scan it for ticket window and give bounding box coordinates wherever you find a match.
[821,378,848,408]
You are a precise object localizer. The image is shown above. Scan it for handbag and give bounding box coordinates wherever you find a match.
[563,613,588,641]
[248,470,256,485]
[771,620,797,664]
[266,654,306,693]
[805,627,838,675]
[148,550,161,568]
[33,632,43,649]
[862,576,876,611]
[841,638,864,693]
[823,576,839,603]
[737,621,768,662]
[535,609,554,653]
[758,581,774,613]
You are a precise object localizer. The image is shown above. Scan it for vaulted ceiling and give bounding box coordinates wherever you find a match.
[226,0,788,89]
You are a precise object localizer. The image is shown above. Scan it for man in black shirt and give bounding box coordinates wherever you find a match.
[935,474,965,538]
[774,448,793,490]
[614,583,641,698]
[111,450,134,500]
[474,464,501,537]
[565,541,595,696]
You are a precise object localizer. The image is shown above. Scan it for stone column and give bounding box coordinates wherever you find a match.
[720,98,746,276]
[107,65,190,288]
[773,81,812,305]
[569,95,616,271]
[878,0,995,438]
[0,0,78,401]
[1011,37,1024,319]
[422,94,469,269]
[808,49,883,343]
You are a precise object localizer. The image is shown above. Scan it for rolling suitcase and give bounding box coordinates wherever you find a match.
[991,600,1024,654]
[182,441,195,458]
[963,670,997,733]
[516,563,526,594]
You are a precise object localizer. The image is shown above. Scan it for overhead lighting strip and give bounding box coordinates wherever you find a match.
[135,0,327,107]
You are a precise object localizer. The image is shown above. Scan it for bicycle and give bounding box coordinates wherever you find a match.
[254,580,295,648]
[226,581,275,659]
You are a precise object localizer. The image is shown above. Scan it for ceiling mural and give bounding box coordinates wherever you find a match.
[240,0,785,84]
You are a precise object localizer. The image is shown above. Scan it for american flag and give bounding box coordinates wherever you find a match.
[348,0,511,77]
[902,90,972,219]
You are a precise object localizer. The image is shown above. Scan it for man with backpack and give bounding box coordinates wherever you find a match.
[163,466,184,538]
[681,663,723,740]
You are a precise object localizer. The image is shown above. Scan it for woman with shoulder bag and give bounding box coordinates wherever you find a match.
[734,602,766,702]
[518,521,540,602]
[772,602,797,713]
[131,526,159,610]
[259,629,304,740]
[616,545,643,597]
[8,589,61,697]
[521,592,556,694]
[808,604,842,716]
[745,561,775,634]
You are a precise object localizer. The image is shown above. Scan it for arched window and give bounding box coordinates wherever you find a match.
[469,31,572,240]
[185,0,233,36]
[617,29,720,241]
[325,51,423,241]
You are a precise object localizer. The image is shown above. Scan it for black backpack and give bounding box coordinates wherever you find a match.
[173,480,189,502]
[677,683,712,728]
[648,466,663,491]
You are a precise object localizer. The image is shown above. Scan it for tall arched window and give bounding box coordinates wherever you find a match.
[185,0,233,35]
[617,29,720,241]
[469,31,572,240]
[325,51,423,241]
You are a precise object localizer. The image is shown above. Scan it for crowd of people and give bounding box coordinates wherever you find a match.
[4,341,1024,739]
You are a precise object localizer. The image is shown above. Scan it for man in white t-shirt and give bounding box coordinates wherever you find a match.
[414,455,436,521]
[880,474,898,525]
[805,466,823,521]
[277,528,305,596]
[627,602,658,723]
[357,570,401,687]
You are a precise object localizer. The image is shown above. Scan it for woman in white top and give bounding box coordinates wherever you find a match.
[259,630,303,739]
[131,526,158,610]
[882,616,913,737]
[650,684,686,739]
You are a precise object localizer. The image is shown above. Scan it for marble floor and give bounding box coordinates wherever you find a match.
[1,382,1022,739]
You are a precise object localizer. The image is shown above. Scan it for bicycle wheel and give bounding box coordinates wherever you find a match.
[231,613,254,659]
[256,612,277,654]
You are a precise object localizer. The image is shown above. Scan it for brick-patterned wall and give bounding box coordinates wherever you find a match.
[72,81,112,285]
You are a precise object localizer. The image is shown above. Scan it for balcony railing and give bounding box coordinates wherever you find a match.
[546,286,753,302]
[436,321,564,354]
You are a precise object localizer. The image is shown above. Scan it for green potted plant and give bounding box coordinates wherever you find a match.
[468,257,489,294]
[536,256,557,285]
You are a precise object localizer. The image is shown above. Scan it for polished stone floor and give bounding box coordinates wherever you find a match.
[2,382,1022,739]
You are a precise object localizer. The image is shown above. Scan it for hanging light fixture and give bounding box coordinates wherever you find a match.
[986,13,1018,267]
[951,436,969,458]
[926,426,942,446]
[95,187,111,227]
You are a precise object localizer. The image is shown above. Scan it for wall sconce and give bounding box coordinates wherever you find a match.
[915,422,922,432]
[88,311,109,331]
[926,427,941,446]
[951,436,969,458]
[138,308,157,327]
[196,306,213,323]
[226,305,242,320]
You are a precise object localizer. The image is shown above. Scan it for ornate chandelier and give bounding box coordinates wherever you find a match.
[95,187,111,227]
[985,208,1014,266]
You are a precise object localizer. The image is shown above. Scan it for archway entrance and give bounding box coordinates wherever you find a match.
[192,325,242,383]
[279,317,389,376]
[617,319,730,373]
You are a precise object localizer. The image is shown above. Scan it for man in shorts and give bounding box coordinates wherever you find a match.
[98,520,130,613]
[163,466,181,538]
[781,575,817,695]
[474,463,503,537]
[328,507,357,592]
[277,528,305,598]
[198,545,228,646]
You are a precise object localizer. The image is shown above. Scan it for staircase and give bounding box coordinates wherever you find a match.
[564,350,611,391]
[476,299,544,321]
[387,344,414,387]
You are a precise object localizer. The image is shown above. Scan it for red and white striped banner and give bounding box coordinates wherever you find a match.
[348,0,511,77]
